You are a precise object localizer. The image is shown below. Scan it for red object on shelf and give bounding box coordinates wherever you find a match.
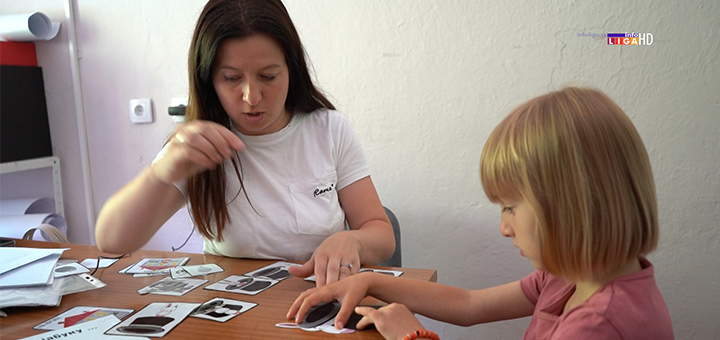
[0,41,38,66]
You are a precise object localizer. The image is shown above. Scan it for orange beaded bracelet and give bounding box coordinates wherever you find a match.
[402,329,440,340]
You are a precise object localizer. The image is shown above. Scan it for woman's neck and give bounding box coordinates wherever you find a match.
[564,258,642,313]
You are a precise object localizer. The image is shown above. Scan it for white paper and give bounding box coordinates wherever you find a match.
[0,213,68,241]
[20,315,150,340]
[0,252,61,288]
[0,276,63,309]
[0,12,61,42]
[0,197,55,215]
[81,258,118,269]
[0,247,67,274]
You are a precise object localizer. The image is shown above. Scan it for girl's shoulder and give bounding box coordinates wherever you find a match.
[560,269,673,340]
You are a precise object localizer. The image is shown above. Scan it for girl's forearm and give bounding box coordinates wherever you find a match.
[365,273,477,326]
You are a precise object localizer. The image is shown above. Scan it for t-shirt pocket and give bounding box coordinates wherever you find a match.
[289,171,344,236]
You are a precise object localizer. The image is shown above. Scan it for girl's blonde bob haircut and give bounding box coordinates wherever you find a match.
[480,87,658,281]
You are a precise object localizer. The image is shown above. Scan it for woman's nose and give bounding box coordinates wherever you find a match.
[243,80,261,106]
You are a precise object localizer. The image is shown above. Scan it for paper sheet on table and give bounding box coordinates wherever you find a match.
[19,315,151,340]
[0,273,63,309]
[0,252,63,288]
[0,12,60,42]
[0,247,67,274]
[0,248,68,288]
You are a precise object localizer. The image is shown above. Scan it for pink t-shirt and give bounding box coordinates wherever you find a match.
[520,258,674,340]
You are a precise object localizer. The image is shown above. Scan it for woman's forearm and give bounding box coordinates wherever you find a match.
[95,166,185,254]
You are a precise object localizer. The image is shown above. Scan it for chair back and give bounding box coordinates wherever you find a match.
[379,207,402,267]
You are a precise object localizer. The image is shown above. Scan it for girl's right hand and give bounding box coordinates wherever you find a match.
[287,272,373,329]
[354,303,425,340]
[152,121,245,184]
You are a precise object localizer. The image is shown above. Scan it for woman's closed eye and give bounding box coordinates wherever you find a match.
[260,74,277,81]
[502,206,515,215]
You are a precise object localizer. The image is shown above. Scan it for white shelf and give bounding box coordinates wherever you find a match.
[0,156,64,217]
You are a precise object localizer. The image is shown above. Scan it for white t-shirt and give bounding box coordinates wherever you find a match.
[172,109,370,261]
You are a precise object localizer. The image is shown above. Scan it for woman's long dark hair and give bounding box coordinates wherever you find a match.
[185,0,335,241]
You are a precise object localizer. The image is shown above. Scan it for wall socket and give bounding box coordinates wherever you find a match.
[129,98,153,124]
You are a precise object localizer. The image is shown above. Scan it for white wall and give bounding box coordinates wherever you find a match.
[1,1,718,339]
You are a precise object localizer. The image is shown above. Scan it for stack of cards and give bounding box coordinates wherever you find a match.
[204,262,300,296]
[305,267,404,282]
[170,264,223,279]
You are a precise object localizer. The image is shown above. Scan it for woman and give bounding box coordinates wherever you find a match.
[96,0,395,286]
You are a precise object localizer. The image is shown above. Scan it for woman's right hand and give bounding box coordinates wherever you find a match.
[152,121,245,184]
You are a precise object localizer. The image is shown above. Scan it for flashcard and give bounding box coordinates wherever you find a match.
[304,267,404,282]
[124,258,190,274]
[275,319,355,334]
[170,264,224,279]
[133,271,170,278]
[81,258,119,269]
[278,301,375,334]
[56,259,78,266]
[244,261,300,281]
[204,275,278,296]
[105,302,200,338]
[190,297,257,322]
[137,277,207,296]
[358,268,404,276]
[54,262,90,278]
[22,315,151,340]
[34,306,134,331]
[118,263,133,274]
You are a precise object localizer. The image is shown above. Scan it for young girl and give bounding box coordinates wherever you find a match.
[95,0,395,287]
[288,87,674,340]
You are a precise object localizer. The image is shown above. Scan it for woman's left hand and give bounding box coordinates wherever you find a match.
[288,231,361,286]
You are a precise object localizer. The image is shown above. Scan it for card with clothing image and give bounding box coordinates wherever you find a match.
[170,263,223,279]
[304,267,403,282]
[190,297,257,323]
[124,258,190,274]
[53,262,90,278]
[133,271,170,278]
[137,277,207,296]
[105,302,200,338]
[34,306,134,331]
[243,261,300,281]
[204,275,278,296]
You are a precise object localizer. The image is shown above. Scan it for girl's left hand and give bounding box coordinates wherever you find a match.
[288,231,360,286]
[354,303,425,340]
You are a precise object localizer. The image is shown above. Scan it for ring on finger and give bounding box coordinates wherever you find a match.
[340,263,353,269]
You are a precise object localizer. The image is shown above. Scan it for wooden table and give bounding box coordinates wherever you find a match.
[0,240,437,339]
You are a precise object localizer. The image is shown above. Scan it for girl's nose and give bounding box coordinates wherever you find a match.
[500,217,514,238]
